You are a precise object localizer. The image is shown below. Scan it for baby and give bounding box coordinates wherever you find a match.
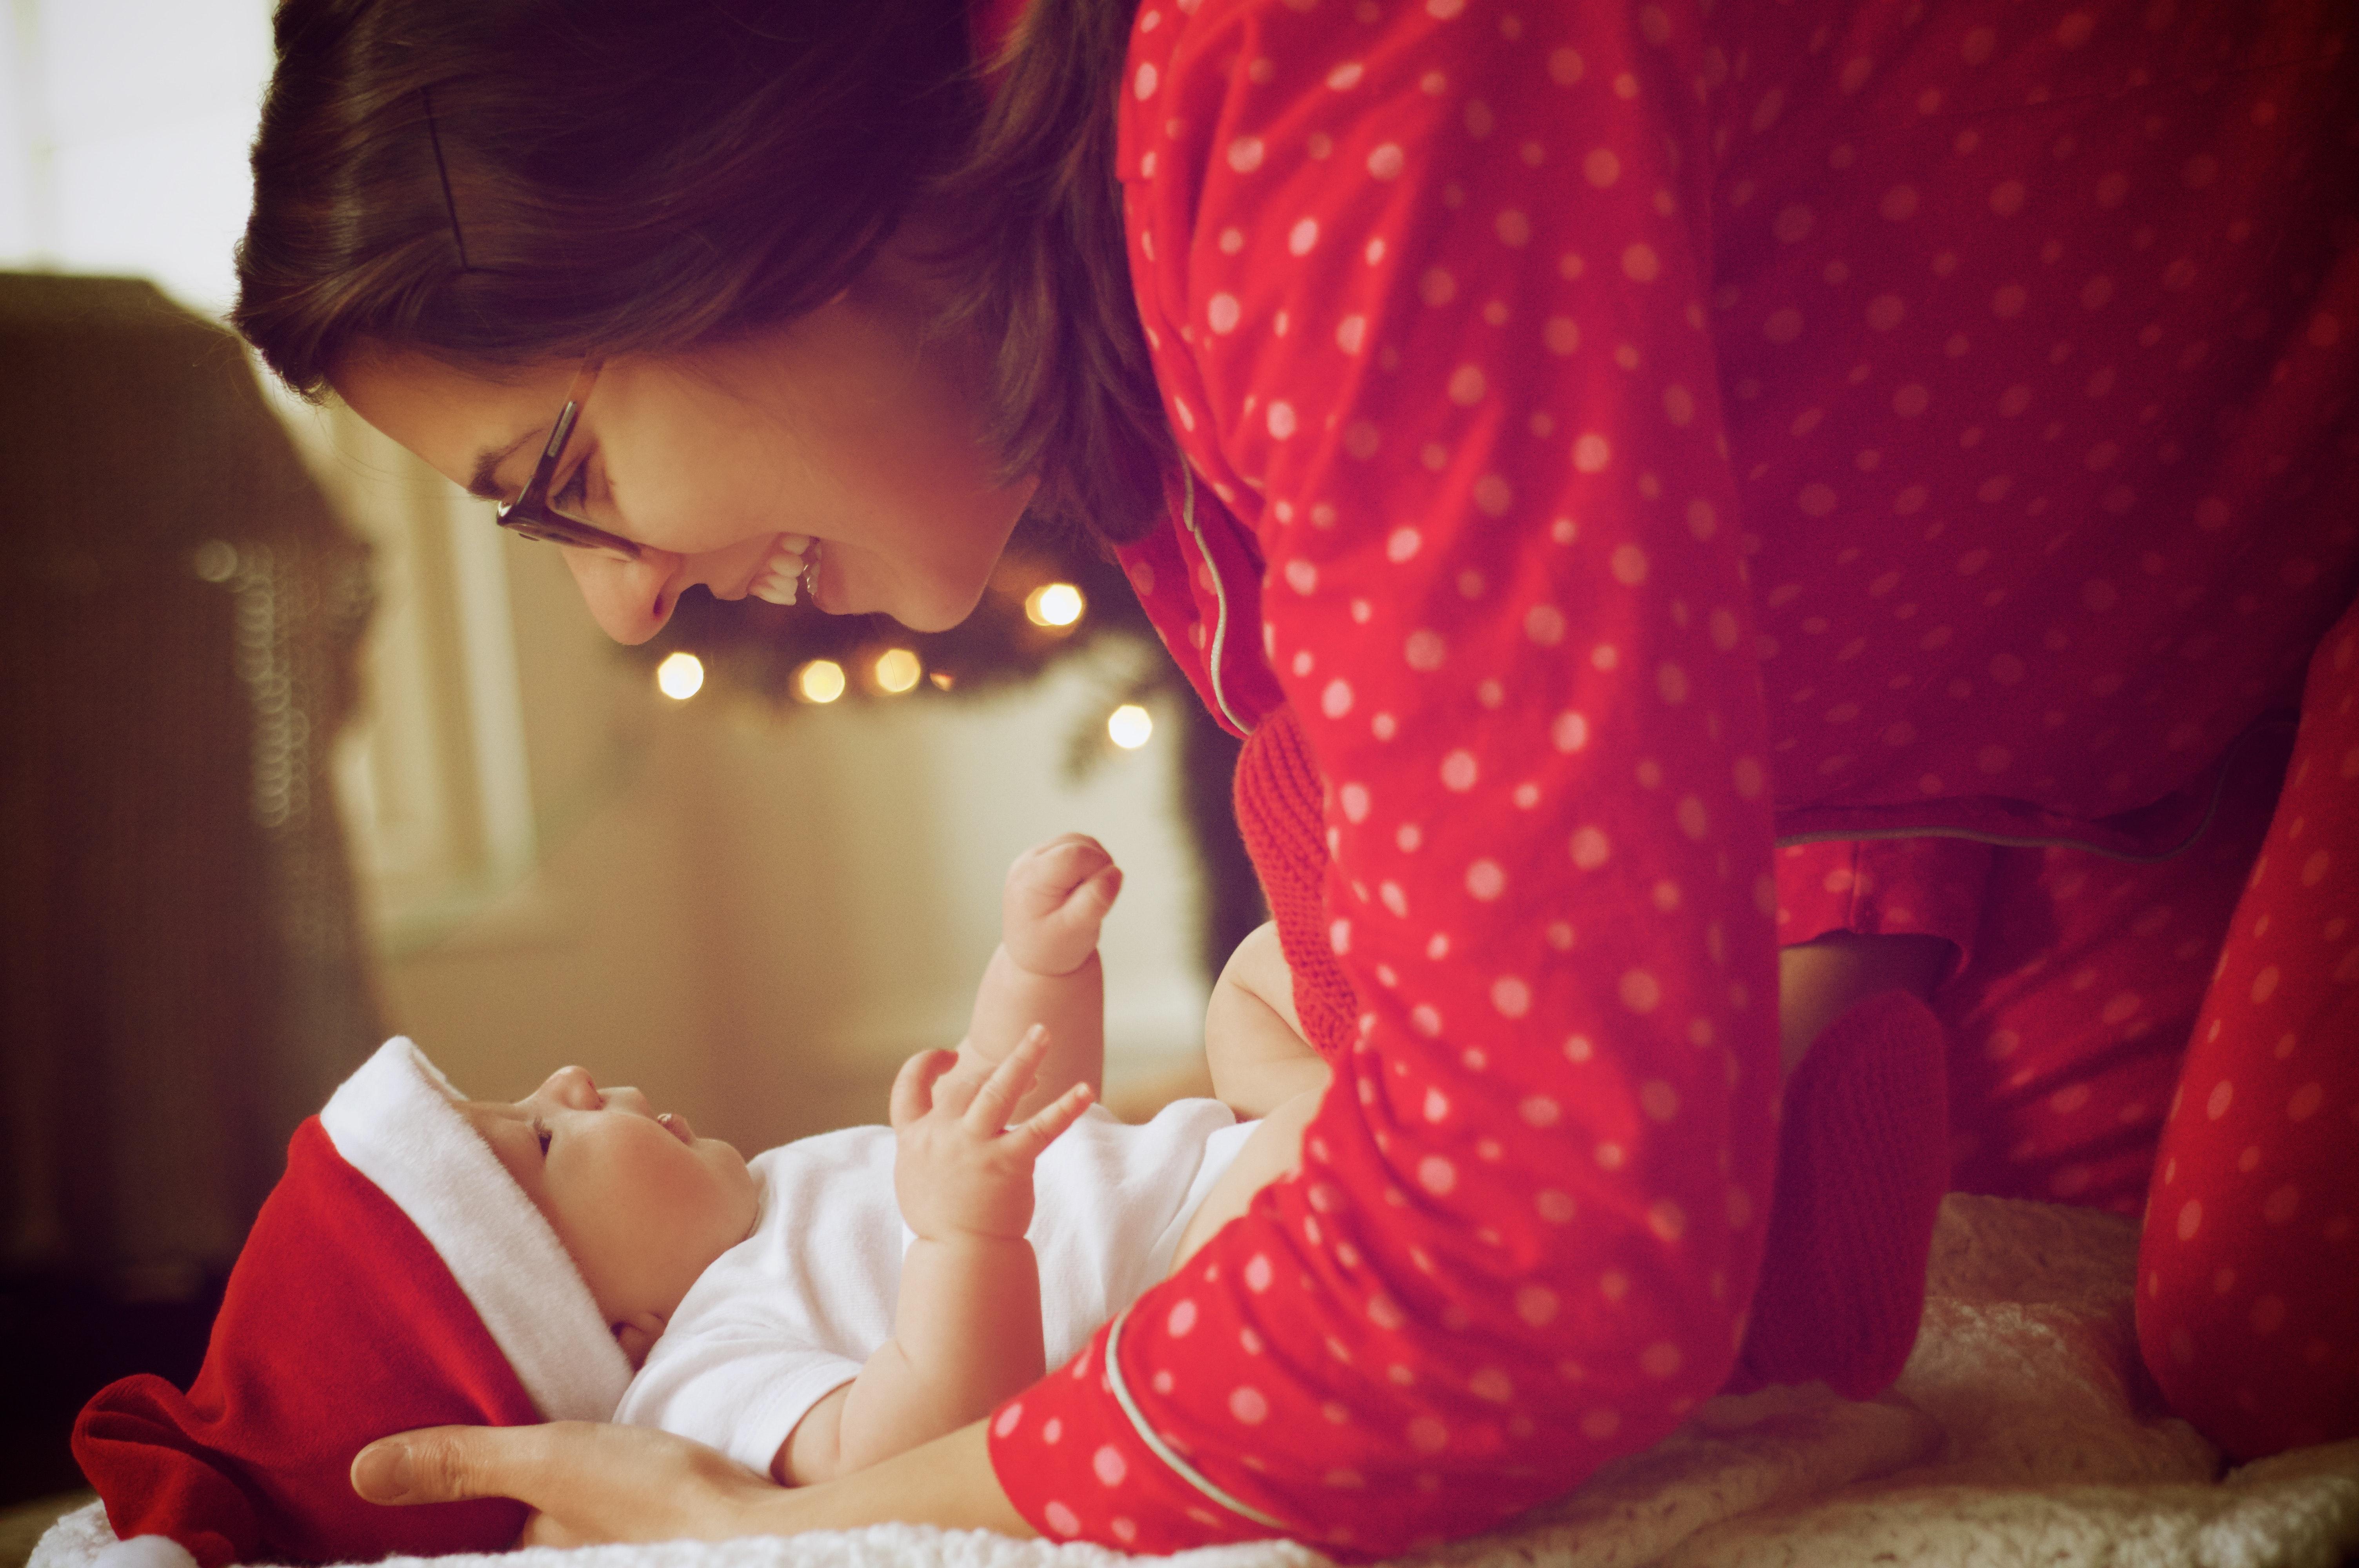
[75,835,1325,1568]
[607,833,1330,1485]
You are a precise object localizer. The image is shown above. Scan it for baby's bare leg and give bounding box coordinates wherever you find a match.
[1162,924,1331,1267]
[1204,923,1328,1117]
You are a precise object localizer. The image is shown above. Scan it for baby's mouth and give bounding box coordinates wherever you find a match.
[656,1111,698,1145]
[749,535,821,606]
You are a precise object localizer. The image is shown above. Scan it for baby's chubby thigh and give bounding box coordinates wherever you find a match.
[1167,1087,1324,1272]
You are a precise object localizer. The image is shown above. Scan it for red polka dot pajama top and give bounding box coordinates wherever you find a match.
[981,0,2359,1551]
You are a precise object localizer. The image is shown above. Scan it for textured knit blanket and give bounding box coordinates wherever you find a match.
[36,1195,2359,1568]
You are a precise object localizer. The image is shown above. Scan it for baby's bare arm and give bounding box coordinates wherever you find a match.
[1204,923,1328,1118]
[958,835,1119,1123]
[776,1033,1088,1485]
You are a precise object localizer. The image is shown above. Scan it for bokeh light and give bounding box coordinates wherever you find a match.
[1025,583,1085,628]
[874,648,921,693]
[191,540,238,583]
[1108,703,1153,750]
[796,659,847,704]
[655,652,705,701]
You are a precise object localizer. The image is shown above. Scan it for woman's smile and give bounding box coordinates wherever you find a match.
[333,240,1032,645]
[749,534,821,606]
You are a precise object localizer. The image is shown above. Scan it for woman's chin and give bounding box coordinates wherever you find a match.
[882,577,994,634]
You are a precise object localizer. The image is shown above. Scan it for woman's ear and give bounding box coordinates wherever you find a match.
[612,1310,667,1369]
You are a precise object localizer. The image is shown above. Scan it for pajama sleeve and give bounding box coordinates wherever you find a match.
[1776,838,1997,982]
[984,1,1783,1555]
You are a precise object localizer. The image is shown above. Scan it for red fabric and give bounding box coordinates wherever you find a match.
[1730,991,1950,1399]
[73,1121,540,1566]
[990,0,2359,1552]
[983,1328,1264,1552]
[1232,704,1359,1063]
[1775,838,1996,982]
[2136,599,2359,1461]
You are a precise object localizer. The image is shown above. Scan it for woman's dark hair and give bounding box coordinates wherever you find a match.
[233,0,1173,543]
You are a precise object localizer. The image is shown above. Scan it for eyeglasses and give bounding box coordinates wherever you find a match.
[493,366,643,559]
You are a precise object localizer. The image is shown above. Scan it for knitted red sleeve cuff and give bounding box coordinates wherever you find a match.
[1231,704,1359,1062]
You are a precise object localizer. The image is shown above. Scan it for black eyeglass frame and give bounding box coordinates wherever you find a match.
[493,376,643,559]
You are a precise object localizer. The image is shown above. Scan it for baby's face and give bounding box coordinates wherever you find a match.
[463,1067,757,1345]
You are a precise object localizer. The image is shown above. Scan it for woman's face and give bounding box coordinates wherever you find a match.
[336,246,1036,644]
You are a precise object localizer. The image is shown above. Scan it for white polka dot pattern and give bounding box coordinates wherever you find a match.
[2134,602,2359,1462]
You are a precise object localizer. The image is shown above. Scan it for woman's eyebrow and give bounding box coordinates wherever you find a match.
[465,432,535,501]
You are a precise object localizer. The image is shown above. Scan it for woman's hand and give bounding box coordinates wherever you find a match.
[352,1417,1034,1544]
[351,1421,780,1548]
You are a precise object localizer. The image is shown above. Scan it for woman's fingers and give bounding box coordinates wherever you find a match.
[889,1049,959,1130]
[352,1422,557,1506]
[352,1423,776,1545]
[963,1025,1047,1133]
[517,1509,590,1551]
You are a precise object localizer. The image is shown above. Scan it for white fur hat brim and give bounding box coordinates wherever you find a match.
[318,1038,632,1421]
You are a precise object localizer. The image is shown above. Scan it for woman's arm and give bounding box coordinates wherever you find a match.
[983,0,1778,1553]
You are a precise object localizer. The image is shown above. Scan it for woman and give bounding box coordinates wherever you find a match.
[236,0,2357,1553]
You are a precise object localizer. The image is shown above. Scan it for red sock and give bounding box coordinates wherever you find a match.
[1732,989,1950,1400]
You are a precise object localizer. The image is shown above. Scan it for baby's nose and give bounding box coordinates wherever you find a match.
[541,1065,604,1109]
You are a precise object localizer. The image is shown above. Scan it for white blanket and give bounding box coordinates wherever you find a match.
[36,1196,2359,1568]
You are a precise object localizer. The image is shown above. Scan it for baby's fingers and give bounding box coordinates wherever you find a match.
[963,1025,1048,1133]
[1004,1081,1095,1158]
[1070,861,1123,915]
[889,1049,958,1131]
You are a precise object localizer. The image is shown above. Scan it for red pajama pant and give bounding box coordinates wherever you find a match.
[1777,597,2359,1461]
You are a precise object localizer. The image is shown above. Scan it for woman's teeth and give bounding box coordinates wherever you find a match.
[750,535,820,606]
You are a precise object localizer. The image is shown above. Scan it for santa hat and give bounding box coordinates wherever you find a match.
[73,1038,633,1568]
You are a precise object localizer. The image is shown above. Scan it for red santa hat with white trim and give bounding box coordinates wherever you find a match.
[73,1038,633,1568]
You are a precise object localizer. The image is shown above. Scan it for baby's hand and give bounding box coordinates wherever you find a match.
[1001,833,1122,977]
[890,1025,1093,1243]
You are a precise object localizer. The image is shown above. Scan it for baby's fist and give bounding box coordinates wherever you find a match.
[1002,833,1121,976]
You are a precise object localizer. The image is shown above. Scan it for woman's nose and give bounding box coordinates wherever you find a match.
[538,1065,605,1110]
[564,546,685,646]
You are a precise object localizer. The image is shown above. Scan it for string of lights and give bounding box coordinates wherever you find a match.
[625,513,1174,755]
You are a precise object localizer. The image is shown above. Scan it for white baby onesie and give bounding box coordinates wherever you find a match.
[616,1098,1256,1475]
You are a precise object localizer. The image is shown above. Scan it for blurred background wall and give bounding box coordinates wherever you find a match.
[0,0,1228,1518]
